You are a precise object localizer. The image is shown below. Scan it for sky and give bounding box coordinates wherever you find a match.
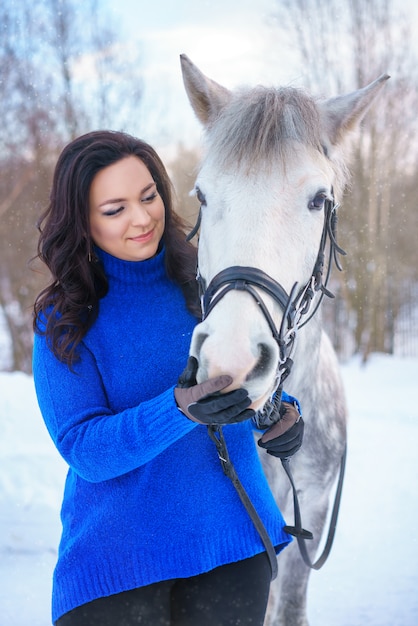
[98,0,418,156]
[102,0,301,150]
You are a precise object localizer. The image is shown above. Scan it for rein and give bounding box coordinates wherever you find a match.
[187,198,347,578]
[207,425,279,580]
[281,448,347,570]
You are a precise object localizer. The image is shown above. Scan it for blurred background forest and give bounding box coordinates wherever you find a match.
[1,0,417,373]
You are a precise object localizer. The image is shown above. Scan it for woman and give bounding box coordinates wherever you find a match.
[33,130,302,626]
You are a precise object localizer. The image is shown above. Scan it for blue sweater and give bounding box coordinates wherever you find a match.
[33,247,291,623]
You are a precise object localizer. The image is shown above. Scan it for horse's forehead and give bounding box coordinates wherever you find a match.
[199,142,332,193]
[201,86,325,169]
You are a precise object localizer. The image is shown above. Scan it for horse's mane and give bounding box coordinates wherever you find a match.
[206,85,333,170]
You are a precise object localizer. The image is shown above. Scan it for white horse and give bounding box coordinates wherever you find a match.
[180,54,388,626]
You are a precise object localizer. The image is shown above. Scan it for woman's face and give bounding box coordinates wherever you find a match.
[89,156,165,261]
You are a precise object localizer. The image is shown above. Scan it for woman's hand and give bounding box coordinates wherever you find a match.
[257,401,304,458]
[174,357,255,425]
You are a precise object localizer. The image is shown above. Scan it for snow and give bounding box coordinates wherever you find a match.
[0,354,417,626]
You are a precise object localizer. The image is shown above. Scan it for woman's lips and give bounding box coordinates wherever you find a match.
[129,229,154,243]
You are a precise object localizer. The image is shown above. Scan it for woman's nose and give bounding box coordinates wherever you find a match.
[131,204,152,227]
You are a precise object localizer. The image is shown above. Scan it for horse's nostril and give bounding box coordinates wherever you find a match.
[247,343,274,381]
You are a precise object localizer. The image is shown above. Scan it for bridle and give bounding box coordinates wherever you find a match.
[190,197,346,402]
[187,196,347,578]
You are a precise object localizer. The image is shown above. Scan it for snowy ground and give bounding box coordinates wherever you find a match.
[0,354,417,626]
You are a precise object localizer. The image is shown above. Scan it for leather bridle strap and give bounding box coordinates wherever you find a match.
[201,266,294,348]
[203,266,291,320]
[281,444,347,570]
[207,424,347,577]
[207,424,279,580]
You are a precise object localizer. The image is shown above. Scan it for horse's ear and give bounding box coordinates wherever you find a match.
[319,74,390,146]
[180,54,232,126]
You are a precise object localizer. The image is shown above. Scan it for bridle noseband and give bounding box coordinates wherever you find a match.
[190,198,346,395]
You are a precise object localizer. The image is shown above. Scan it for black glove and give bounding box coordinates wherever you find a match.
[174,357,255,425]
[257,401,304,458]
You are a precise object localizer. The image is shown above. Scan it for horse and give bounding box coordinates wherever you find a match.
[179,54,388,626]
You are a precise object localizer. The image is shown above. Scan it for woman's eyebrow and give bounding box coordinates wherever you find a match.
[98,197,125,208]
[97,182,156,208]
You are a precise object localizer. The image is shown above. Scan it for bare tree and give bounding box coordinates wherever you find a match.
[0,1,55,371]
[0,0,143,372]
[272,0,418,358]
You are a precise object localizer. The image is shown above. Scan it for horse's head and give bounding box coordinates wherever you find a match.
[181,54,388,410]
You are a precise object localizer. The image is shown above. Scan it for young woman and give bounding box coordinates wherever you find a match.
[33,130,302,626]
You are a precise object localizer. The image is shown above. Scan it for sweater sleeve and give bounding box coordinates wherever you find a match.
[32,332,197,483]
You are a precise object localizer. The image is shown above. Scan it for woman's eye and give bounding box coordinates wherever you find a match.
[103,206,124,216]
[308,193,327,211]
[143,192,158,203]
[195,186,207,206]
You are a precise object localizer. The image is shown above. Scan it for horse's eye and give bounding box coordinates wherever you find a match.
[308,193,327,211]
[195,186,207,206]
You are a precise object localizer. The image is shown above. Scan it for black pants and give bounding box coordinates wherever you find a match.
[56,551,272,626]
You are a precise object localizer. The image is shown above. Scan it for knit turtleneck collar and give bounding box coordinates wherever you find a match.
[95,246,167,286]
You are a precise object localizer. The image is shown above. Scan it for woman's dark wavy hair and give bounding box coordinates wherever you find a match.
[33,130,199,366]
